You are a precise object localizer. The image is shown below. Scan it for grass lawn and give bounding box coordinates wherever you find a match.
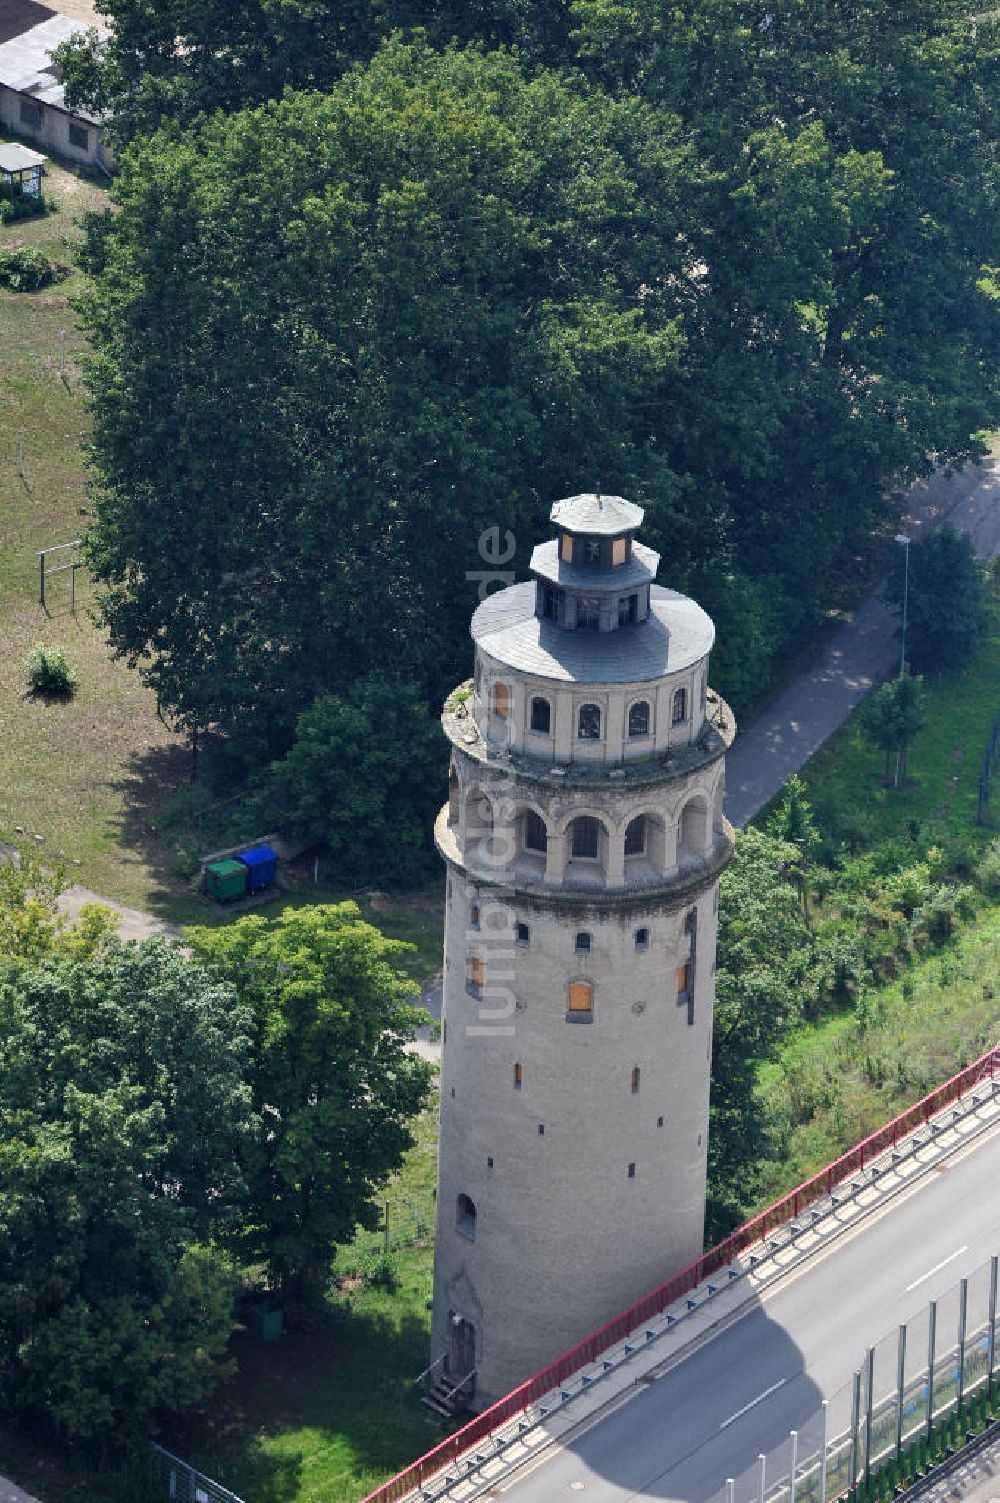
[760,597,1000,853]
[757,903,1000,1201]
[0,150,201,915]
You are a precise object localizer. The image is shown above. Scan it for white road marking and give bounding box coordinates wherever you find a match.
[719,1378,787,1430]
[905,1245,969,1293]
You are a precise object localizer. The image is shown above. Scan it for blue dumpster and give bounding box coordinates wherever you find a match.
[236,844,278,893]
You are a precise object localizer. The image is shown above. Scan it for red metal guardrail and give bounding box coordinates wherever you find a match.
[358,1041,1000,1503]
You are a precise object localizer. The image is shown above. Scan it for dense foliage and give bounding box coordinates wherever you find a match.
[860,675,927,784]
[73,4,1000,877]
[0,889,431,1447]
[885,527,990,674]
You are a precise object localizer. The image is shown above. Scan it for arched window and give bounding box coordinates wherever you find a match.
[628,701,650,738]
[530,697,551,734]
[635,926,649,950]
[513,1062,522,1090]
[631,1066,641,1095]
[448,766,460,823]
[493,681,509,719]
[570,816,600,859]
[672,687,687,725]
[578,703,602,740]
[524,810,548,853]
[567,981,593,1020]
[456,1193,477,1240]
[575,931,592,953]
[624,815,646,857]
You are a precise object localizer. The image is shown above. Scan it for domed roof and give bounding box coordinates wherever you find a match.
[550,493,643,536]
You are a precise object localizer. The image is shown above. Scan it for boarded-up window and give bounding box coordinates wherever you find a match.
[470,956,484,989]
[513,1062,522,1090]
[612,537,627,566]
[568,981,593,1015]
[493,682,509,718]
[676,961,690,994]
[561,533,574,562]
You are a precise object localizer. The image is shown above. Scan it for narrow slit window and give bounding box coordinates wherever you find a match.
[456,1193,477,1240]
[676,960,690,994]
[513,1062,522,1090]
[469,956,484,994]
[561,532,574,562]
[631,1066,641,1095]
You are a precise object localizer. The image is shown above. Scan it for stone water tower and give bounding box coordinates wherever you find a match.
[430,493,735,1411]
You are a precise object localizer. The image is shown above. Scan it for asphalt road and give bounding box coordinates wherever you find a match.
[499,1122,1000,1503]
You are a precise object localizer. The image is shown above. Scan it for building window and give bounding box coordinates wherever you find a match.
[470,903,480,929]
[515,921,530,947]
[631,1066,641,1094]
[20,99,42,128]
[68,123,90,151]
[513,1062,522,1090]
[578,703,602,740]
[524,810,548,853]
[575,931,591,953]
[618,593,639,626]
[468,955,484,996]
[628,1162,636,1178]
[570,816,600,859]
[538,1123,545,1135]
[456,1193,477,1240]
[543,585,560,621]
[657,1115,664,1128]
[530,697,551,734]
[493,681,509,719]
[676,960,690,995]
[585,539,601,565]
[624,815,646,857]
[628,701,650,738]
[612,537,627,566]
[672,687,687,725]
[487,1155,494,1168]
[577,596,601,630]
[567,981,594,1021]
[635,927,649,950]
[561,532,574,563]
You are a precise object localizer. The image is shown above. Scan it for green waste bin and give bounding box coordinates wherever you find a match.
[250,1307,284,1342]
[205,858,248,902]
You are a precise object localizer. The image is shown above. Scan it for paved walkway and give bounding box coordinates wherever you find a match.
[725,449,1000,828]
[0,1475,43,1503]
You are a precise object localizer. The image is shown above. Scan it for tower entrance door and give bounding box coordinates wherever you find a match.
[448,1313,477,1397]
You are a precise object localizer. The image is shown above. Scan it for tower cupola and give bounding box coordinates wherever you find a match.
[532,492,659,631]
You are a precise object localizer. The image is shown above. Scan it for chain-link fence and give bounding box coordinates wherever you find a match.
[148,1443,246,1503]
[711,1253,999,1503]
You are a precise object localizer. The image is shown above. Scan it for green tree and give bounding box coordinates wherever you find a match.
[258,674,445,885]
[860,675,927,784]
[79,43,695,761]
[707,827,813,1237]
[885,528,989,674]
[188,903,433,1308]
[0,940,251,1444]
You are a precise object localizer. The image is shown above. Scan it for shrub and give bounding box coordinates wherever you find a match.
[976,837,1000,897]
[24,642,76,696]
[0,246,56,291]
[0,190,50,224]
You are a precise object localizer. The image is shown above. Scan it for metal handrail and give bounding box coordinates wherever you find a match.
[413,1353,446,1387]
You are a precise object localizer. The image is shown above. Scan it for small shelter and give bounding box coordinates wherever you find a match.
[0,141,44,197]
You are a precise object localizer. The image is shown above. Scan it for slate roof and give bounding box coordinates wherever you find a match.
[550,493,643,536]
[529,538,659,592]
[471,582,714,683]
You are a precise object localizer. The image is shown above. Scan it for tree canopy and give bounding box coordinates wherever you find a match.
[187,902,433,1305]
[77,10,1000,806]
[0,939,250,1441]
[884,527,989,674]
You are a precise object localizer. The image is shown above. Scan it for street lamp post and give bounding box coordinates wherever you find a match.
[893,534,912,790]
[895,533,912,677]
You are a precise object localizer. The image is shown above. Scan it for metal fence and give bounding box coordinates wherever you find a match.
[977,707,1000,825]
[356,1042,1000,1503]
[712,1254,999,1503]
[149,1443,246,1503]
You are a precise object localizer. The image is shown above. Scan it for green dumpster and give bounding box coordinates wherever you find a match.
[205,858,247,902]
